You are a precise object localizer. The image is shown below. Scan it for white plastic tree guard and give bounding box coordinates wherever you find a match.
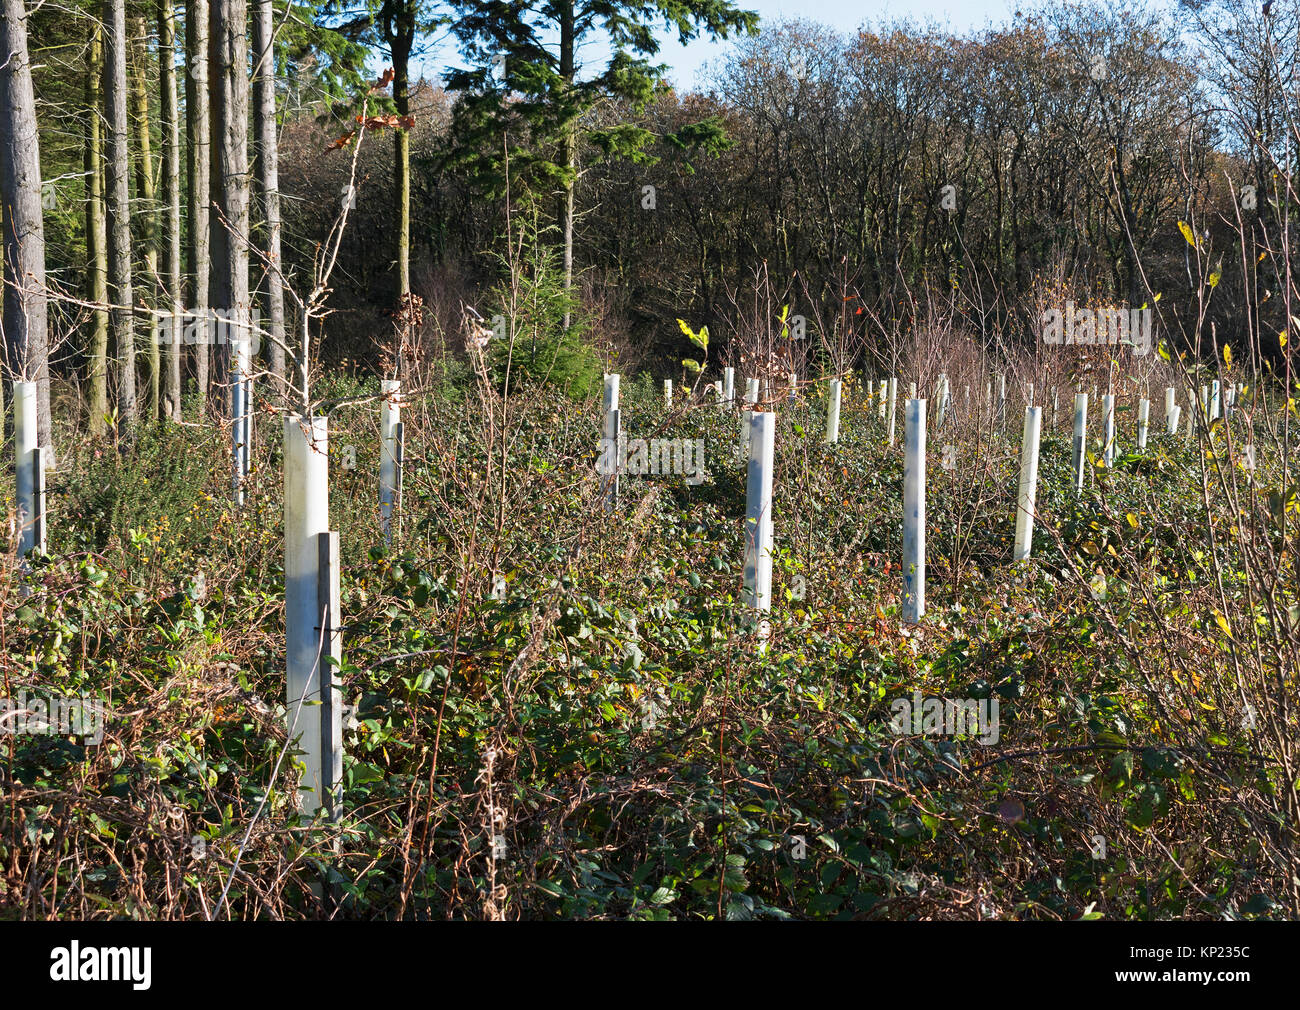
[935,373,950,429]
[380,380,402,545]
[1210,380,1221,421]
[1137,398,1150,450]
[743,411,775,641]
[1072,392,1089,493]
[713,380,724,410]
[664,379,672,407]
[826,378,842,443]
[602,374,620,510]
[788,372,798,399]
[902,398,926,623]
[723,367,735,409]
[12,381,44,556]
[284,413,341,818]
[888,378,898,446]
[997,374,1007,428]
[878,380,888,421]
[1169,404,1181,435]
[231,334,254,505]
[1052,388,1059,430]
[1165,387,1177,433]
[1102,394,1117,466]
[1014,406,1043,561]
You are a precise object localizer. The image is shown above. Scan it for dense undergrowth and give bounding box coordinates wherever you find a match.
[1,371,1294,920]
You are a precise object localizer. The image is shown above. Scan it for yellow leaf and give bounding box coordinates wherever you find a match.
[1213,611,1232,639]
[1223,344,1233,368]
[1126,513,1139,528]
[1177,220,1198,248]
[1208,269,1221,288]
[1281,331,1288,349]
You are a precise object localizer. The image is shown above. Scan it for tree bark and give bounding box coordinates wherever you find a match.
[209,0,249,406]
[86,24,109,435]
[129,14,159,420]
[159,0,181,419]
[386,2,414,303]
[559,1,575,331]
[252,0,285,383]
[104,0,136,424]
[0,0,52,457]
[186,0,209,416]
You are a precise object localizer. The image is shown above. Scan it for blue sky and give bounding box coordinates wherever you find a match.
[650,1,1022,88]
[411,0,1024,92]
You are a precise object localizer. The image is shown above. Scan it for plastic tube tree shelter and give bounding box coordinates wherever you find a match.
[723,366,735,408]
[663,379,672,406]
[601,373,620,511]
[826,377,842,443]
[744,410,776,652]
[379,380,402,544]
[284,413,342,819]
[231,331,254,506]
[935,373,950,429]
[12,381,45,556]
[902,398,926,623]
[1014,406,1043,560]
[888,378,898,446]
[1137,398,1150,450]
[1102,394,1117,466]
[1072,392,1089,493]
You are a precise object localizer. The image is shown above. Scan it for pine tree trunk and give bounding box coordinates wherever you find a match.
[209,0,249,406]
[0,0,52,459]
[86,25,109,435]
[252,0,285,384]
[129,14,159,420]
[159,0,182,419]
[104,0,135,423]
[186,0,210,417]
